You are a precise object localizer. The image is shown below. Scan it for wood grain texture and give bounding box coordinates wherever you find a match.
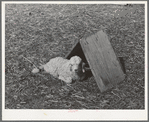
[80,30,125,92]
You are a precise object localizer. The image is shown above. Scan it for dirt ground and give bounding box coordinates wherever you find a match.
[5,4,145,109]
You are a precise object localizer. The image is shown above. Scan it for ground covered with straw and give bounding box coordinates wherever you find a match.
[5,4,145,109]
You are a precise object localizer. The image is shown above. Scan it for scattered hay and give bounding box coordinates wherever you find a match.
[5,4,145,109]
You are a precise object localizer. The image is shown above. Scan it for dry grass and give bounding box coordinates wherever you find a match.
[5,4,145,109]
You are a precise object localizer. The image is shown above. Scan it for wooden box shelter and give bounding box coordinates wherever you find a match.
[66,30,125,92]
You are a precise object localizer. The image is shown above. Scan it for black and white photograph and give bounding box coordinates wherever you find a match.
[2,1,148,121]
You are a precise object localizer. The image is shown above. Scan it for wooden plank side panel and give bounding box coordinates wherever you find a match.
[80,37,113,92]
[80,30,125,92]
[88,34,115,85]
[86,35,112,85]
[95,31,125,84]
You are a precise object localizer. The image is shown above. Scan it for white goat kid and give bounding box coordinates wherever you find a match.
[32,56,86,84]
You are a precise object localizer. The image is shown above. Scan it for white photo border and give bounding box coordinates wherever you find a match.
[2,1,148,121]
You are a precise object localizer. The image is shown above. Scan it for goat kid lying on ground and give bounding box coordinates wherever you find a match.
[32,56,86,84]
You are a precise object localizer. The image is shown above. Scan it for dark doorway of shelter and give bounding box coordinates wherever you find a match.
[65,42,92,79]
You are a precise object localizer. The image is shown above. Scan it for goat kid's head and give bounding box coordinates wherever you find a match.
[69,56,84,73]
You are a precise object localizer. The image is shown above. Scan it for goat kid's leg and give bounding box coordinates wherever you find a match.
[65,77,73,84]
[58,76,72,84]
[58,76,65,86]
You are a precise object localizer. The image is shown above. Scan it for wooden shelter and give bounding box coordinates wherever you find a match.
[66,30,125,92]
